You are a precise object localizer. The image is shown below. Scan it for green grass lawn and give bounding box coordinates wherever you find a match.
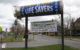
[3,44,80,50]
[64,36,80,39]
[48,35,80,39]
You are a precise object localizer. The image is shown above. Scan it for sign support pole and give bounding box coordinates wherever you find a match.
[61,11,64,50]
[25,16,28,48]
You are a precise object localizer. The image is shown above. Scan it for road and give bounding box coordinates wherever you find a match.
[0,34,80,49]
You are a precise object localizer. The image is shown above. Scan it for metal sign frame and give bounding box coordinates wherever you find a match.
[15,1,64,50]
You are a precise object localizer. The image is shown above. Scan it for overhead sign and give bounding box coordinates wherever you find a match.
[15,1,63,18]
[20,1,62,17]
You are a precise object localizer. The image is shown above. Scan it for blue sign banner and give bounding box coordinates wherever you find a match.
[20,1,62,17]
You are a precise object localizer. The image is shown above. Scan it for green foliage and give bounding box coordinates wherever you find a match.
[0,35,23,43]
[0,26,2,32]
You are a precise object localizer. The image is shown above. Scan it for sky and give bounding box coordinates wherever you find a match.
[0,0,80,31]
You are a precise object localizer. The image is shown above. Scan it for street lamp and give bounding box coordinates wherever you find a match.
[14,19,18,40]
[14,19,17,25]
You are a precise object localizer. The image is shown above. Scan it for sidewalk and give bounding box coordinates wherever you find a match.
[43,35,80,42]
[65,38,80,42]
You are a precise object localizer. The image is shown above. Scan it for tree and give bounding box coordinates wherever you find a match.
[14,6,22,19]
[0,26,2,33]
[10,20,25,35]
[70,18,75,35]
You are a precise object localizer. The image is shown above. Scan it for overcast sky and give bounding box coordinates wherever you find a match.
[0,0,80,31]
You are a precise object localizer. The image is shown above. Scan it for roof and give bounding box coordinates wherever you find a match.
[75,17,80,23]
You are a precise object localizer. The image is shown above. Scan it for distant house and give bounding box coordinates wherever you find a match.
[71,18,80,36]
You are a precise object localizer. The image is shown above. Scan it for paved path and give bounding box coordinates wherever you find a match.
[1,34,80,49]
[0,43,2,50]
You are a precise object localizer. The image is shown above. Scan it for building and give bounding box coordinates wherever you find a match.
[72,18,80,36]
[30,20,58,36]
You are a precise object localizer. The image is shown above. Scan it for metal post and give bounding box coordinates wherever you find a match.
[61,12,64,50]
[25,16,28,48]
